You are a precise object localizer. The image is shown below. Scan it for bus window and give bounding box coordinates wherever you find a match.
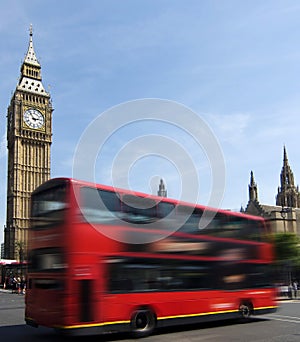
[202,214,265,241]
[28,247,65,272]
[177,206,203,233]
[241,219,263,241]
[121,195,157,224]
[157,202,175,218]
[221,216,263,241]
[107,257,212,293]
[246,263,273,288]
[31,184,66,229]
[200,212,250,239]
[80,187,121,224]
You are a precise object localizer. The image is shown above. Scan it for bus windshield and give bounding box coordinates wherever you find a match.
[31,184,67,229]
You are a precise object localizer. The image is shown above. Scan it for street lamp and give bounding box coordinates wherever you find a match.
[278,207,293,289]
[280,206,290,233]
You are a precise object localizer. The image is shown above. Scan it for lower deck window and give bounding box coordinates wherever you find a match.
[107,257,273,293]
[108,258,211,293]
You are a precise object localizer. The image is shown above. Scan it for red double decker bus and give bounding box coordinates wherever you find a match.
[25,178,277,337]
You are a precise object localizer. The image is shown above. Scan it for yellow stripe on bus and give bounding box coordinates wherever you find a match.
[58,320,131,329]
[256,306,278,310]
[53,305,278,330]
[157,305,277,321]
[157,309,239,320]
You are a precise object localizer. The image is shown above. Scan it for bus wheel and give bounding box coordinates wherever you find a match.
[131,308,156,337]
[239,302,253,322]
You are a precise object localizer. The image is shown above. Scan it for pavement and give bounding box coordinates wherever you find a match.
[277,295,299,301]
[0,288,25,295]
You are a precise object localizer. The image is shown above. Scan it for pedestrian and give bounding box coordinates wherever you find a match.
[20,277,26,294]
[292,280,298,299]
[17,277,21,294]
[12,276,17,294]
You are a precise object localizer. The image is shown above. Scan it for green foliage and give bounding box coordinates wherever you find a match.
[15,241,26,263]
[273,232,300,263]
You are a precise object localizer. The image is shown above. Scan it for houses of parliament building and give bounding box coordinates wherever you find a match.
[244,146,300,236]
[1,28,300,259]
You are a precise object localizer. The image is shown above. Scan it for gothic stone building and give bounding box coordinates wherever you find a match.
[3,27,53,259]
[244,147,300,236]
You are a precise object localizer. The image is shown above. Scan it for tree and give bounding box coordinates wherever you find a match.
[273,233,300,261]
[15,241,26,263]
[272,233,300,283]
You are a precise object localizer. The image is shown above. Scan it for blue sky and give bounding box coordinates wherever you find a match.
[1,0,300,244]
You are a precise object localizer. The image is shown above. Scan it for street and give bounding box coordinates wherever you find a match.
[1,291,300,341]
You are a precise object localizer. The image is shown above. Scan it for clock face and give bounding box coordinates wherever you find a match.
[23,108,44,129]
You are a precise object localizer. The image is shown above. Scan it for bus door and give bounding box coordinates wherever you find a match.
[72,263,99,325]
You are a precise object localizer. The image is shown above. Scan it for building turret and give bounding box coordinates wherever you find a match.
[276,146,300,208]
[249,170,258,201]
[157,179,167,197]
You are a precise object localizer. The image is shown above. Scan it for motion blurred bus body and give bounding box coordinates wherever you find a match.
[25,178,277,336]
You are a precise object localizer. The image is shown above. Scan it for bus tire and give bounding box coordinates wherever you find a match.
[131,308,156,338]
[239,301,253,322]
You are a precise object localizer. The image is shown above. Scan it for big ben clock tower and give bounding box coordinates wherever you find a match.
[4,26,53,259]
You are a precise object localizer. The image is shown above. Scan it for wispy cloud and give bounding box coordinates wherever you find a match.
[0,133,7,159]
[208,112,251,145]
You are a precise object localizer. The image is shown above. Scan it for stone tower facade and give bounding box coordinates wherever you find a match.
[4,27,53,259]
[276,146,300,208]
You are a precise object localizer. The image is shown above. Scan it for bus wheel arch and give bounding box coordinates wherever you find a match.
[239,300,253,321]
[130,307,156,337]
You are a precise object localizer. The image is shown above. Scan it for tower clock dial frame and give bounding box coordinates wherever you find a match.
[23,108,45,129]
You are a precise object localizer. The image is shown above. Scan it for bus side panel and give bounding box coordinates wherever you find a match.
[25,276,65,328]
[100,288,277,327]
[101,291,211,323]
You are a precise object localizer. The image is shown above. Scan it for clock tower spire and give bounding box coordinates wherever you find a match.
[24,24,39,66]
[18,24,47,95]
[4,26,53,259]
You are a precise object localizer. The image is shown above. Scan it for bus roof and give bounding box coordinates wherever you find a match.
[33,177,265,222]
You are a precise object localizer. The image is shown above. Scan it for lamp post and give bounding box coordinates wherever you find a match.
[280,206,292,287]
[280,206,290,233]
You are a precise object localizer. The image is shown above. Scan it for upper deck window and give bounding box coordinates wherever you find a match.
[79,186,265,242]
[121,195,157,224]
[80,187,121,224]
[80,187,176,226]
[31,184,66,229]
